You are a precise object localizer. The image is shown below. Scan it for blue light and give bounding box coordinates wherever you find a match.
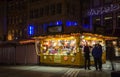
[49,22,54,26]
[66,21,72,27]
[83,24,90,29]
[43,24,48,31]
[56,20,62,25]
[28,24,34,35]
[73,21,78,26]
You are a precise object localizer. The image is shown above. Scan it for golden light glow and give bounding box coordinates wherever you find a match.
[19,40,35,44]
[8,34,12,40]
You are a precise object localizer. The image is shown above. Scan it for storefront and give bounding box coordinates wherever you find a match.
[34,33,117,66]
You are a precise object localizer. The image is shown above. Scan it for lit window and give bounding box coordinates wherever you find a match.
[28,24,34,35]
[73,21,78,26]
[43,24,48,32]
[66,21,72,27]
[83,24,90,29]
[66,21,78,27]
[55,20,62,25]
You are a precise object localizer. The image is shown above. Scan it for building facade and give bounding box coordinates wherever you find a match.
[82,0,120,37]
[7,0,28,40]
[7,0,81,41]
[3,0,120,40]
[0,0,7,41]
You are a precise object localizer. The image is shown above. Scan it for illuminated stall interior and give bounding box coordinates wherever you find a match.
[41,37,76,56]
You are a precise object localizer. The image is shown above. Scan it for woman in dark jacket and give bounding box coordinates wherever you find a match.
[92,44,102,71]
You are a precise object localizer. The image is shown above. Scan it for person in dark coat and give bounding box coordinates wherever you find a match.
[92,43,103,71]
[106,43,115,71]
[83,43,91,70]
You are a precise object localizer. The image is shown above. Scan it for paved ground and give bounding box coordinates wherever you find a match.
[0,62,120,77]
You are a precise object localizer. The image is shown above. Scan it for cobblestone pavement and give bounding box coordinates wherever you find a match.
[0,62,119,77]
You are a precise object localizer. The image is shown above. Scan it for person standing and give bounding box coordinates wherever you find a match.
[92,43,103,71]
[83,43,91,70]
[106,43,115,71]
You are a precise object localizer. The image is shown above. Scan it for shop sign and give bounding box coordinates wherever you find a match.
[88,4,120,16]
[54,55,61,63]
[47,26,62,33]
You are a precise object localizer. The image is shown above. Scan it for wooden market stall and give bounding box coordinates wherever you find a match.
[34,33,117,66]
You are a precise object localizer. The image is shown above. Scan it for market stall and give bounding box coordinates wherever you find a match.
[34,33,117,66]
[34,33,83,66]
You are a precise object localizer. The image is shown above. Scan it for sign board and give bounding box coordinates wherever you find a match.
[47,26,62,33]
[54,55,61,63]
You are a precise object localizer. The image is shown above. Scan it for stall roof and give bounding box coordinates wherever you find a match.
[33,33,81,39]
[82,33,118,40]
[33,33,117,40]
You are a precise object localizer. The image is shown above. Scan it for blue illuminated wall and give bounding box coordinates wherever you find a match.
[83,24,90,29]
[82,17,90,29]
[28,20,79,35]
[66,21,78,27]
[28,24,34,36]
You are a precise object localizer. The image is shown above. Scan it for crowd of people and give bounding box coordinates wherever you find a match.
[83,42,116,71]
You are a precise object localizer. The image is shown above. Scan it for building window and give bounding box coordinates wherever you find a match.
[56,3,62,14]
[43,24,48,32]
[71,5,75,15]
[104,0,112,4]
[30,10,34,19]
[50,4,55,15]
[67,3,70,14]
[103,14,113,27]
[39,8,44,17]
[93,0,100,7]
[92,16,101,32]
[81,0,90,17]
[66,21,78,27]
[44,6,49,16]
[103,14,113,34]
[93,16,101,26]
[83,17,90,29]
[55,20,62,26]
[117,12,120,27]
[34,9,39,18]
[28,24,34,36]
